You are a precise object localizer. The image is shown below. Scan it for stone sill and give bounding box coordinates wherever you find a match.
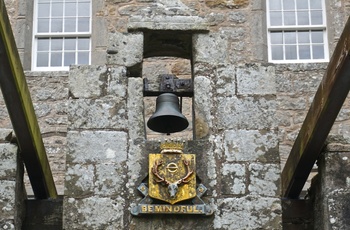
[24,71,69,78]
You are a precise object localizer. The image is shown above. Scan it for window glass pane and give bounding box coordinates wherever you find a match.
[285,45,297,59]
[65,38,76,50]
[270,32,283,44]
[269,0,282,10]
[299,45,311,59]
[65,18,76,32]
[51,18,63,32]
[51,52,62,66]
[51,38,63,51]
[311,10,323,25]
[310,0,322,9]
[271,45,283,60]
[65,2,76,17]
[34,0,91,69]
[37,38,50,51]
[78,2,90,17]
[312,45,324,59]
[296,0,308,10]
[311,31,323,43]
[297,11,309,25]
[78,38,90,50]
[270,11,282,26]
[38,18,49,33]
[52,3,63,17]
[64,52,75,66]
[298,31,310,43]
[284,12,296,25]
[284,31,296,44]
[38,3,50,17]
[283,0,294,10]
[78,18,90,32]
[78,52,89,64]
[37,52,49,67]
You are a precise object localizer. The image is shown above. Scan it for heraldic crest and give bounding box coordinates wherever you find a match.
[131,140,212,216]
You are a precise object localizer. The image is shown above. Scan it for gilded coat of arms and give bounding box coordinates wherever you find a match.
[149,147,196,204]
[131,140,212,216]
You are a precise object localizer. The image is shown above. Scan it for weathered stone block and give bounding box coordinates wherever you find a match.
[221,163,246,195]
[205,0,249,8]
[65,162,127,197]
[214,196,282,229]
[223,129,279,163]
[67,131,128,164]
[69,65,127,99]
[220,27,246,41]
[216,65,236,97]
[68,98,127,130]
[127,78,145,139]
[327,189,350,229]
[126,140,146,196]
[107,32,143,66]
[250,11,267,62]
[248,163,280,196]
[206,12,226,26]
[128,15,208,31]
[94,162,126,196]
[323,152,350,192]
[65,164,95,197]
[277,95,308,110]
[228,11,246,24]
[275,67,324,93]
[236,64,276,95]
[63,196,125,230]
[194,76,212,138]
[193,32,229,64]
[0,144,18,179]
[120,0,200,17]
[0,181,16,219]
[217,96,277,130]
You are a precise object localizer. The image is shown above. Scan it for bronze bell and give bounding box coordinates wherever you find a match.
[147,93,189,134]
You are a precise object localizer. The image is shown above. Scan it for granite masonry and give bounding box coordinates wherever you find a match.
[1,0,350,229]
[0,129,25,229]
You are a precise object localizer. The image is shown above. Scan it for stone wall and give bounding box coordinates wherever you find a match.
[0,129,25,229]
[1,0,350,229]
[311,138,350,229]
[1,0,349,197]
[64,61,281,229]
[62,2,282,225]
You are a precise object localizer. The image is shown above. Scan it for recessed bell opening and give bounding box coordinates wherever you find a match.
[147,93,189,134]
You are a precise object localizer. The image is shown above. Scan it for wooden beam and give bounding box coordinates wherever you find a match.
[0,0,57,199]
[282,16,350,198]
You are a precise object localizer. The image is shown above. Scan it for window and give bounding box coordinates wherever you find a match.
[267,0,328,63]
[32,0,91,71]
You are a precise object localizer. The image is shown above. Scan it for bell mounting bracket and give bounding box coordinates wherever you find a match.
[143,74,193,97]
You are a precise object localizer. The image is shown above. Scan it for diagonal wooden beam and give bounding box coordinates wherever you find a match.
[0,0,57,199]
[282,16,350,198]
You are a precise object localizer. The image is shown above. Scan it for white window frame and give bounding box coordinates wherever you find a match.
[266,0,329,63]
[32,0,92,71]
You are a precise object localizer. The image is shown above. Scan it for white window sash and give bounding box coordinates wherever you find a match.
[32,0,92,71]
[266,0,328,63]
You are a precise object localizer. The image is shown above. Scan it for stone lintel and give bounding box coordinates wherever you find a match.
[128,16,209,32]
[326,143,350,152]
